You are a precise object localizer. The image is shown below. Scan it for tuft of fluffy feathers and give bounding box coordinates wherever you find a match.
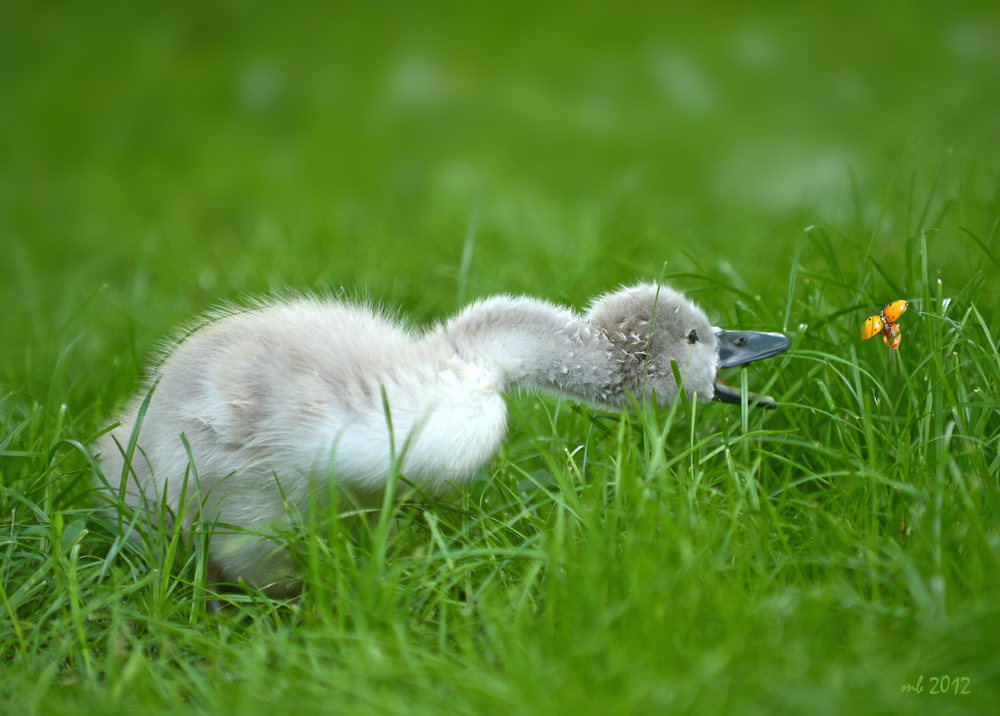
[98,283,720,593]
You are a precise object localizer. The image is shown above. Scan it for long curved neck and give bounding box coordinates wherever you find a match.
[443,296,624,406]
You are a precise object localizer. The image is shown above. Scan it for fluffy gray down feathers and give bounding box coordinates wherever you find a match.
[97,283,719,592]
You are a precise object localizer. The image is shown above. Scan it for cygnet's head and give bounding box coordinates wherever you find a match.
[586,283,790,408]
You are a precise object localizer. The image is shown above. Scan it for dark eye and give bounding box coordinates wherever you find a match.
[688,329,699,344]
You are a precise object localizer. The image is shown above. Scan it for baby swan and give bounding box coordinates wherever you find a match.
[98,283,789,593]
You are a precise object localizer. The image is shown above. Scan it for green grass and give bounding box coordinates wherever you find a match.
[3,2,1000,714]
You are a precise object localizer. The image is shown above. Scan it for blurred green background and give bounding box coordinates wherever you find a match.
[2,0,999,406]
[3,4,1000,713]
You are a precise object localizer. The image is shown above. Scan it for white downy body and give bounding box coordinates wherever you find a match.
[98,284,720,591]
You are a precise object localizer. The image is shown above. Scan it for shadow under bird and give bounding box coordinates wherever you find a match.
[97,283,790,594]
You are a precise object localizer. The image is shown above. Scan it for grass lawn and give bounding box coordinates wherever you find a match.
[2,3,1000,714]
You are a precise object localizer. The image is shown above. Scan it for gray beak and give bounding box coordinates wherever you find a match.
[713,329,791,408]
